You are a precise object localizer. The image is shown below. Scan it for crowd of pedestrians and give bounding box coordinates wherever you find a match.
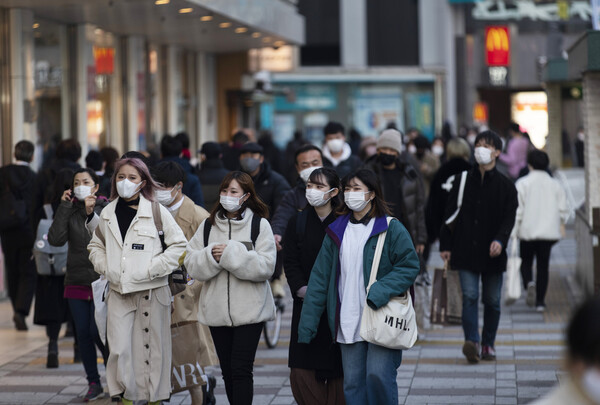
[0,120,580,405]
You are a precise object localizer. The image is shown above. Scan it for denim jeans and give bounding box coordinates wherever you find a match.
[339,342,402,405]
[458,270,503,347]
[68,298,107,384]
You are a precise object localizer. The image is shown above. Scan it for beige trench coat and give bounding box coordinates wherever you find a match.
[171,196,218,367]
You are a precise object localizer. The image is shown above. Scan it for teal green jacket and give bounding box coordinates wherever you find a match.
[297,214,420,344]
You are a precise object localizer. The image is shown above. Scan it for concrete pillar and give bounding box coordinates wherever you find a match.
[110,39,124,153]
[9,9,35,148]
[75,25,91,158]
[583,72,600,223]
[340,0,366,68]
[125,36,144,152]
[196,52,217,145]
[545,83,563,168]
[166,45,179,135]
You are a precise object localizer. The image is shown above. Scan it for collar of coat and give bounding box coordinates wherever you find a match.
[103,194,153,219]
[325,213,388,248]
[472,165,498,182]
[175,195,197,225]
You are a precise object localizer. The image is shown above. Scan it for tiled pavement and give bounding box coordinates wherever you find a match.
[0,228,582,404]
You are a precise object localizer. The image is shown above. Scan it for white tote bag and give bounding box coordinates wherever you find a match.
[359,218,418,350]
[504,238,522,306]
[92,275,109,345]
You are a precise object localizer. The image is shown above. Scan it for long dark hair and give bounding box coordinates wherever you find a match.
[307,167,342,209]
[336,168,391,219]
[209,171,270,224]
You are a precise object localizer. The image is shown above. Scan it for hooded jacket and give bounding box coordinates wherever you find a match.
[184,208,277,327]
[297,214,419,344]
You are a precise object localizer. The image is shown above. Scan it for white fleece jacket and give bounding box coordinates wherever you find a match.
[513,170,569,241]
[184,208,276,327]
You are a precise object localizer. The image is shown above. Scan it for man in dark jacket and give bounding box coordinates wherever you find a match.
[222,130,249,171]
[322,122,361,179]
[197,142,229,211]
[366,128,427,253]
[271,144,326,250]
[160,135,205,207]
[0,141,38,330]
[240,142,291,297]
[440,130,518,364]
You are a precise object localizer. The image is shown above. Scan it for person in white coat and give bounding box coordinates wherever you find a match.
[513,150,569,312]
[88,157,187,405]
[184,171,276,405]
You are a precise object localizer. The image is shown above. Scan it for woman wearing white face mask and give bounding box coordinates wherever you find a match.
[282,167,345,405]
[184,171,277,405]
[46,168,108,400]
[298,169,420,405]
[88,158,187,405]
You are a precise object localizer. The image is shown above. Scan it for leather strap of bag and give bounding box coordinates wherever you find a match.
[151,202,167,252]
[366,217,393,290]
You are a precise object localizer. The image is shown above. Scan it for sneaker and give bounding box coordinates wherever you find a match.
[462,341,480,364]
[526,282,536,307]
[270,279,286,298]
[13,313,28,331]
[84,382,104,402]
[481,345,497,361]
[536,305,546,312]
[202,375,217,405]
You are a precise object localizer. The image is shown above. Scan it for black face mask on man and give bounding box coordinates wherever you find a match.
[378,153,396,166]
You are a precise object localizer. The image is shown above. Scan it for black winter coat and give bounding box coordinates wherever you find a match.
[425,158,472,242]
[439,167,518,273]
[47,199,107,287]
[197,159,230,211]
[252,162,291,219]
[0,164,36,246]
[271,179,307,237]
[366,152,428,245]
[283,207,342,378]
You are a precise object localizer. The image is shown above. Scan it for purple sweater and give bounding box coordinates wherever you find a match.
[499,137,530,179]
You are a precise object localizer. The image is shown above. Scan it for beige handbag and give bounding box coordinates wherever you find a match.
[359,217,418,350]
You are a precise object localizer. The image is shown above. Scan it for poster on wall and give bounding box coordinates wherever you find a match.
[275,84,337,111]
[406,93,435,140]
[352,87,404,137]
[511,91,548,149]
[273,114,296,150]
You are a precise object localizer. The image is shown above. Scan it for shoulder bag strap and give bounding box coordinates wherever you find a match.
[445,170,468,226]
[250,213,261,247]
[366,217,393,290]
[203,220,213,247]
[43,204,54,220]
[151,202,167,252]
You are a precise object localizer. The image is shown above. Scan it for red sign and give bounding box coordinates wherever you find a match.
[473,102,488,124]
[485,26,510,66]
[94,47,115,75]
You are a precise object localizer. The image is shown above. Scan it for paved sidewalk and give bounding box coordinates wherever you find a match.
[0,228,580,404]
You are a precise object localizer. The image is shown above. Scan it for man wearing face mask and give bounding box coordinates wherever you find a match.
[322,122,362,180]
[366,128,428,255]
[152,161,218,405]
[239,142,291,297]
[271,145,327,252]
[439,130,517,364]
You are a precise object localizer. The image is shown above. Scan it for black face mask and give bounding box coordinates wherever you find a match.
[379,153,396,166]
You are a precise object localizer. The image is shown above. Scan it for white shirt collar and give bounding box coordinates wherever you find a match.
[167,197,185,212]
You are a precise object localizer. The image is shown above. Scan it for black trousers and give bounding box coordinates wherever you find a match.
[1,238,36,316]
[520,240,557,306]
[209,323,263,405]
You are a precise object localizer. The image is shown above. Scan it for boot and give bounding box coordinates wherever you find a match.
[47,339,58,368]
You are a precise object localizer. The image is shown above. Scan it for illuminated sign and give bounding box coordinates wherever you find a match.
[93,47,115,75]
[485,26,510,66]
[473,102,488,124]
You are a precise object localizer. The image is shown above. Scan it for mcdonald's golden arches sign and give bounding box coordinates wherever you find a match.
[485,26,510,66]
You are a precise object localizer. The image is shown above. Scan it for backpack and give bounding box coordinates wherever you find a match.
[33,205,68,276]
[203,213,261,248]
[0,168,28,231]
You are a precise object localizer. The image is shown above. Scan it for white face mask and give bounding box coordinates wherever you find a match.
[474,146,494,165]
[73,185,93,201]
[299,166,321,183]
[220,193,247,213]
[582,368,600,403]
[344,191,371,212]
[408,144,417,155]
[306,188,334,208]
[327,139,345,154]
[432,145,444,157]
[155,187,178,206]
[467,134,477,145]
[117,179,142,199]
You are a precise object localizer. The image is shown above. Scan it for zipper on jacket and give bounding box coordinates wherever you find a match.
[227,219,234,326]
